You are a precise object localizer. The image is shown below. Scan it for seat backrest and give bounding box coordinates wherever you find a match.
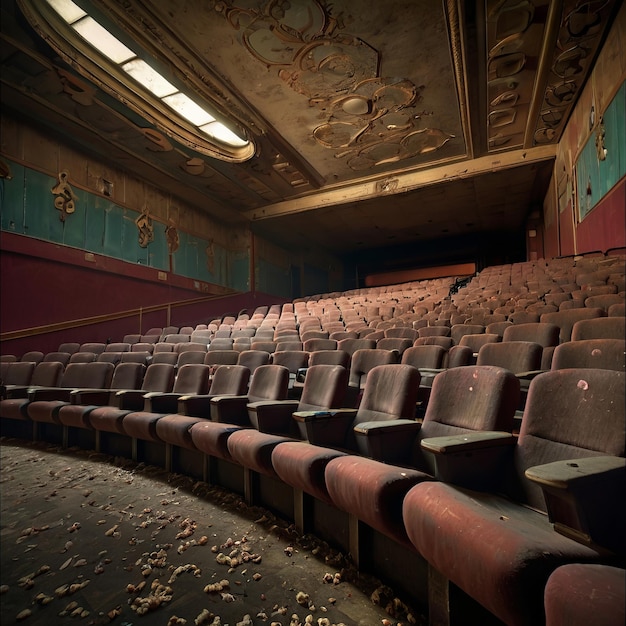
[20,351,44,364]
[355,364,421,425]
[585,294,624,312]
[30,361,65,387]
[477,341,543,374]
[401,345,446,369]
[58,342,80,355]
[459,333,500,353]
[164,334,191,344]
[275,340,303,352]
[303,338,337,352]
[237,350,271,374]
[376,337,413,355]
[445,345,473,368]
[69,352,97,363]
[571,317,626,341]
[151,352,178,365]
[508,311,540,324]
[451,324,485,344]
[209,364,251,395]
[172,364,211,395]
[177,351,206,367]
[204,350,240,367]
[541,308,606,343]
[110,362,145,390]
[551,339,625,371]
[349,349,398,388]
[79,343,106,355]
[414,336,454,349]
[120,351,151,364]
[308,349,351,368]
[105,343,130,353]
[209,338,235,351]
[132,342,154,353]
[485,321,513,338]
[271,350,310,373]
[97,352,122,365]
[60,362,115,389]
[246,364,290,403]
[43,352,71,366]
[608,302,625,317]
[141,363,176,392]
[418,326,451,339]
[413,365,520,468]
[176,342,208,354]
[3,361,35,385]
[337,338,376,356]
[502,322,560,347]
[513,369,625,511]
[298,364,348,412]
[384,327,419,341]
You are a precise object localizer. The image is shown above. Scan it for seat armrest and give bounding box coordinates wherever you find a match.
[143,392,183,414]
[292,408,357,446]
[247,400,300,434]
[526,456,626,553]
[114,389,147,411]
[27,387,72,402]
[353,419,421,463]
[177,394,215,417]
[420,431,517,489]
[70,389,111,406]
[3,385,30,399]
[210,395,250,424]
[295,367,308,383]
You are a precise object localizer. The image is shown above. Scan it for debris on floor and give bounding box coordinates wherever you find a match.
[1,438,424,626]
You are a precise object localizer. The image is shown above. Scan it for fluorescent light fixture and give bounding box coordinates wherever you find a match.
[72,17,135,63]
[163,92,215,126]
[122,59,177,97]
[39,0,251,155]
[46,0,86,23]
[200,121,248,147]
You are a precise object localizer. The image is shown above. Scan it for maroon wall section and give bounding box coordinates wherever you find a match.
[576,178,625,254]
[0,233,286,357]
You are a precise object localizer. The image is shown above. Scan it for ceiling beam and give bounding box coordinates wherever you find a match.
[245,144,557,221]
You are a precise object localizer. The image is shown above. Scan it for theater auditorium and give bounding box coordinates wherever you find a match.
[1,1,625,625]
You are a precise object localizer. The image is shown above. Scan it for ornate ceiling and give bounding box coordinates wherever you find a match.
[0,0,620,260]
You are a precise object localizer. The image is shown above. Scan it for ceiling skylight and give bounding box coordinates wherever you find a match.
[23,0,253,158]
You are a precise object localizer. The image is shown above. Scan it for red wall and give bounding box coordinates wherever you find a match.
[0,233,285,357]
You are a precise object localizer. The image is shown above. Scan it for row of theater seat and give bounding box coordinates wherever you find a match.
[1,353,624,625]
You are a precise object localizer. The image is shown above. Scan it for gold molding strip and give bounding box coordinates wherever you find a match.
[245,144,557,220]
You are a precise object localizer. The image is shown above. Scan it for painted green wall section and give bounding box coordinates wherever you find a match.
[576,81,626,220]
[0,158,254,289]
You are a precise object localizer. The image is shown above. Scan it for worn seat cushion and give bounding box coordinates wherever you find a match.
[155,414,207,449]
[226,429,294,476]
[271,442,347,504]
[402,481,608,626]
[544,564,625,626]
[189,421,247,461]
[326,455,430,546]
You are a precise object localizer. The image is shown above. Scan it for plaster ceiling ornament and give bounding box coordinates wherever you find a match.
[213,0,454,171]
[51,171,77,222]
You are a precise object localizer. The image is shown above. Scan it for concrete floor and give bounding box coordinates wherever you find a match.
[1,438,424,626]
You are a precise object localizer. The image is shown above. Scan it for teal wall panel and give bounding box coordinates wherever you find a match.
[1,158,257,292]
[577,81,626,220]
[23,168,64,242]
[0,162,26,234]
[256,258,291,298]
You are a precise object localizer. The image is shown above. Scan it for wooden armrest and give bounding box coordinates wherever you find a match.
[210,395,250,424]
[292,409,357,446]
[70,389,111,405]
[353,419,421,463]
[525,456,626,553]
[247,400,300,434]
[420,431,517,489]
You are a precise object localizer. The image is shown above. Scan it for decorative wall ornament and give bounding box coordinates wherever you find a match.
[135,205,154,248]
[51,170,77,221]
[165,219,180,253]
[212,0,454,171]
[206,239,215,273]
[595,118,606,161]
[0,158,12,179]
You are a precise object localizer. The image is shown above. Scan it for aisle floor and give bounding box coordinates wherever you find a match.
[0,438,423,626]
